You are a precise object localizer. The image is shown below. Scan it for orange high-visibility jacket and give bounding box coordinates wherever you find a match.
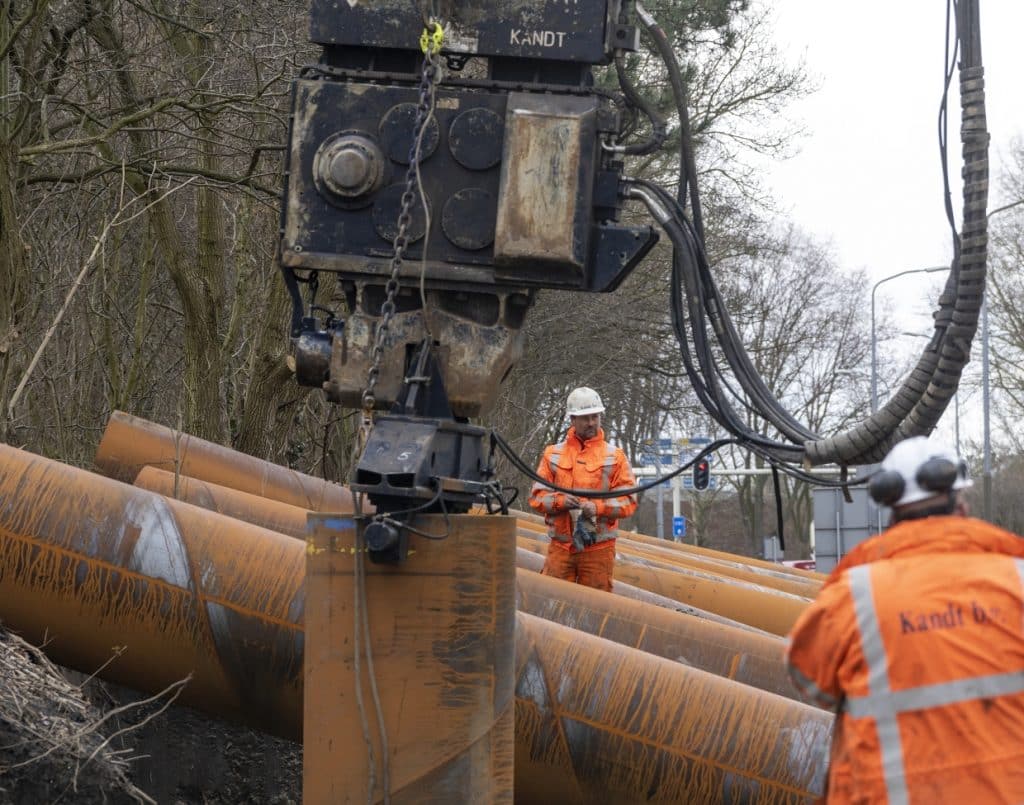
[528,427,637,547]
[786,516,1024,804]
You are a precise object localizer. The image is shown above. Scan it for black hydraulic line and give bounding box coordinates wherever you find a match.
[662,209,787,450]
[626,2,987,468]
[664,215,806,464]
[638,178,824,445]
[626,4,827,448]
[493,430,863,500]
[803,0,987,465]
[633,177,820,449]
[697,240,821,443]
[634,1,704,238]
[613,53,668,156]
[493,433,735,499]
[771,465,785,552]
[938,0,962,260]
[630,186,733,439]
[280,263,307,338]
[625,4,820,453]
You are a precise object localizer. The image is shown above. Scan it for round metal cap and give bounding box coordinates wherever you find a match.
[314,134,385,204]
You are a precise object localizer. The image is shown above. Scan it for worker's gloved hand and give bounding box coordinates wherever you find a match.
[560,495,581,513]
[580,501,597,521]
[573,513,597,550]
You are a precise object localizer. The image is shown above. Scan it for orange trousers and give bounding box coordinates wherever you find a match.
[541,541,615,591]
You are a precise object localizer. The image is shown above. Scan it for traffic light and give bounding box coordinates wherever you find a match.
[693,459,710,491]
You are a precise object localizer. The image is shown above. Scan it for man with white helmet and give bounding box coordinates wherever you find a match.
[786,436,1024,803]
[528,387,637,591]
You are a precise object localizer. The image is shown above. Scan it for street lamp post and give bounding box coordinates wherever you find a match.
[870,266,947,413]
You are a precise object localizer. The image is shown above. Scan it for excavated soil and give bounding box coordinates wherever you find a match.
[0,626,302,804]
[0,627,148,804]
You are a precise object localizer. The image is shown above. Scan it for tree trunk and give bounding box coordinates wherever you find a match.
[0,143,29,442]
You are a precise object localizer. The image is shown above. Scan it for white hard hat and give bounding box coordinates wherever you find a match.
[566,387,605,417]
[868,436,972,508]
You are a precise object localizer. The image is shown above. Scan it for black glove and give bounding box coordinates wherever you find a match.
[573,515,597,550]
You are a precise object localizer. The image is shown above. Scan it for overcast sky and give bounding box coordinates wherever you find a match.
[760,0,1022,449]
[764,1,1021,277]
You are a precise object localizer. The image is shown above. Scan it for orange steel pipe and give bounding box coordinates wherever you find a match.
[129,471,783,698]
[518,534,808,636]
[2,444,514,801]
[105,412,817,601]
[616,536,822,598]
[0,442,305,737]
[516,545,546,572]
[516,570,806,703]
[304,514,515,803]
[133,466,309,539]
[513,508,825,582]
[132,464,757,634]
[131,468,771,640]
[626,528,826,582]
[514,546,775,636]
[136,467,516,798]
[131,469,775,652]
[101,414,822,594]
[131,462,781,642]
[615,540,815,601]
[0,446,829,802]
[515,612,829,804]
[95,410,355,512]
[614,553,808,636]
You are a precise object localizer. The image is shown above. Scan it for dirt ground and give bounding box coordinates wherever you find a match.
[0,627,148,803]
[0,626,302,804]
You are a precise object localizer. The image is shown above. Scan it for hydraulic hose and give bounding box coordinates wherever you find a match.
[612,53,668,156]
[804,0,987,465]
[630,2,987,469]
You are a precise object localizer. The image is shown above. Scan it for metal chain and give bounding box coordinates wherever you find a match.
[361,35,442,414]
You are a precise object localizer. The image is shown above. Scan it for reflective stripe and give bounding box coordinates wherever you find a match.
[848,565,909,804]
[549,449,563,475]
[599,446,616,491]
[846,670,1024,719]
[786,662,840,709]
[535,496,557,511]
[849,566,890,694]
[606,485,635,519]
[529,482,558,513]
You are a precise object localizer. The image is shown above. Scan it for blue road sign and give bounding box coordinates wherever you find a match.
[672,516,686,538]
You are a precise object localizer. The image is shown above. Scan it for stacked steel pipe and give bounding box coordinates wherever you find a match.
[517,533,809,636]
[0,414,834,802]
[132,468,804,704]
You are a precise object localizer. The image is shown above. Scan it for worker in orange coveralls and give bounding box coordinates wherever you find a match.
[786,436,1024,804]
[528,387,637,592]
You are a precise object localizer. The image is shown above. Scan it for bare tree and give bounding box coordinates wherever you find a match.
[0,0,355,476]
[706,225,873,556]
